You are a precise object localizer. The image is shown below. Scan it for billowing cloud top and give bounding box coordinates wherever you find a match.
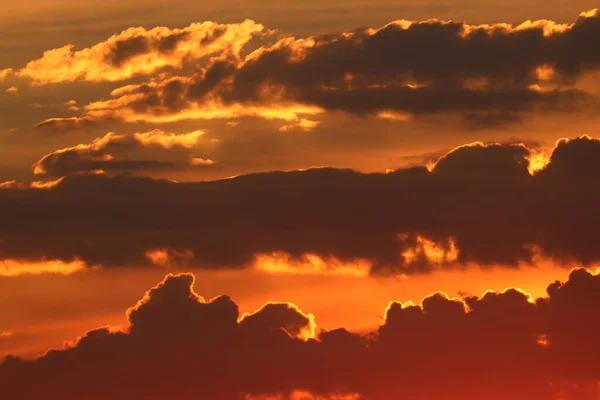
[2,268,600,399]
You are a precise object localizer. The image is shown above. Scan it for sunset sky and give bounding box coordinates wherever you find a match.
[2,1,600,399]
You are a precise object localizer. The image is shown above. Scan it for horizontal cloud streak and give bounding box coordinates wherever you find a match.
[1,136,600,273]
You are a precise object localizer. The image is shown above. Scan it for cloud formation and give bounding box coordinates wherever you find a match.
[35,9,600,128]
[2,136,600,273]
[2,269,600,399]
[32,129,213,177]
[16,20,266,84]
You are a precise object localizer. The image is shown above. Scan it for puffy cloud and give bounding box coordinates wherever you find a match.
[32,129,214,177]
[3,269,600,399]
[16,20,266,84]
[37,10,600,128]
[2,136,600,273]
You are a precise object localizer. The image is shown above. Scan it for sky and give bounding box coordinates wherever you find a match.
[1,1,600,399]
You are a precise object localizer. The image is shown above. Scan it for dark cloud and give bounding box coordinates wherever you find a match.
[2,269,600,399]
[47,10,600,128]
[1,136,600,273]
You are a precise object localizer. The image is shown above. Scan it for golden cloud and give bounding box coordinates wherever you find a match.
[0,259,86,277]
[17,20,266,84]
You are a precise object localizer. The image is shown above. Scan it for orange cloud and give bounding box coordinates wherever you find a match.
[0,180,25,189]
[245,392,360,400]
[32,129,211,177]
[189,156,216,166]
[0,68,12,81]
[0,259,86,277]
[132,129,204,149]
[254,252,370,278]
[398,234,460,268]
[278,118,321,132]
[5,86,18,93]
[145,248,194,268]
[17,20,266,84]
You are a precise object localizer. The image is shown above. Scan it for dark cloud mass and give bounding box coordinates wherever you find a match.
[2,269,600,399]
[1,136,600,273]
[55,9,600,128]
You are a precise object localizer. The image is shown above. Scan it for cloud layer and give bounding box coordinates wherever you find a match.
[2,269,600,399]
[31,9,600,128]
[1,136,600,274]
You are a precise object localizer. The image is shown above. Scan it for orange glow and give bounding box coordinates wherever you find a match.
[144,248,194,268]
[377,111,412,121]
[253,252,371,278]
[245,392,360,400]
[189,157,216,166]
[480,286,535,303]
[535,65,555,81]
[536,333,550,348]
[0,259,87,276]
[30,178,64,189]
[279,118,321,132]
[133,129,204,149]
[580,9,599,18]
[399,234,460,266]
[526,150,550,175]
[0,68,12,81]
[81,94,324,124]
[0,180,25,189]
[515,20,572,37]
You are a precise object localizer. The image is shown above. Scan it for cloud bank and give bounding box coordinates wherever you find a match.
[2,269,600,399]
[1,136,600,274]
[30,9,600,128]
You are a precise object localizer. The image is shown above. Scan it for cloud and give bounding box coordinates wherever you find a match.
[36,10,600,128]
[133,129,204,149]
[3,269,600,399]
[279,118,321,132]
[0,68,12,81]
[253,252,370,277]
[2,136,600,273]
[32,129,213,177]
[5,86,18,93]
[16,20,266,84]
[0,259,86,277]
[189,156,216,166]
